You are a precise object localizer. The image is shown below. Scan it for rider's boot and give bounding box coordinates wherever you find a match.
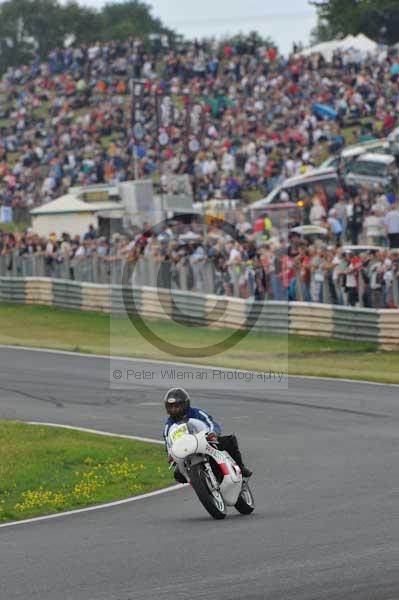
[239,464,253,478]
[236,458,253,478]
[222,434,253,478]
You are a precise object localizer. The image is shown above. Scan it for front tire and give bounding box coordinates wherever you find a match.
[235,482,255,515]
[189,464,227,520]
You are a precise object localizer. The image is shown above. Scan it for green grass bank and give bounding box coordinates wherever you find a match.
[0,421,172,523]
[0,303,397,383]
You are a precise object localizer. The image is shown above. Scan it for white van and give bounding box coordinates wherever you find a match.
[248,167,341,213]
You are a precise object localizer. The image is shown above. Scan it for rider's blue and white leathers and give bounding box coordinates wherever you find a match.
[163,406,221,448]
[163,406,251,478]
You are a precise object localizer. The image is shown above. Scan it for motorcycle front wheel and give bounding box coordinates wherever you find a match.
[234,482,255,515]
[189,463,227,520]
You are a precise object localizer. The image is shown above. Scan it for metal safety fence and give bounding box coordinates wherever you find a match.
[0,253,243,297]
[1,252,398,309]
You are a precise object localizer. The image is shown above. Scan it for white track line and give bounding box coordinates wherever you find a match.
[0,343,398,387]
[0,422,185,530]
[27,421,164,445]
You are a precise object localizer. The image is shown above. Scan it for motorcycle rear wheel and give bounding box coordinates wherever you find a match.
[189,464,227,520]
[234,483,255,515]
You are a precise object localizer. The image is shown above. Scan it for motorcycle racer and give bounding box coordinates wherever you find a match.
[163,387,253,483]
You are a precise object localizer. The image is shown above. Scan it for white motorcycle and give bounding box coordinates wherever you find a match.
[167,419,255,520]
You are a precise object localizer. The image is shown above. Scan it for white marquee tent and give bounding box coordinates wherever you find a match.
[298,34,379,61]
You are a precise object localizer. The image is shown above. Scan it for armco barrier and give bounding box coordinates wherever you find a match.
[25,278,53,307]
[170,289,208,326]
[205,295,247,330]
[140,286,172,321]
[332,306,380,344]
[81,282,110,313]
[0,277,26,304]
[1,277,398,348]
[111,285,143,316]
[247,301,289,334]
[205,295,229,329]
[378,310,399,350]
[289,303,334,338]
[53,279,82,311]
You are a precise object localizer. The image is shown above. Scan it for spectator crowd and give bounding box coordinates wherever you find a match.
[1,33,399,308]
[1,33,399,212]
[1,208,399,309]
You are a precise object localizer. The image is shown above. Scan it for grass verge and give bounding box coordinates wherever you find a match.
[0,303,398,383]
[0,421,172,523]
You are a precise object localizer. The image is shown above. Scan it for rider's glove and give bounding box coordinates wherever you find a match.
[206,432,219,443]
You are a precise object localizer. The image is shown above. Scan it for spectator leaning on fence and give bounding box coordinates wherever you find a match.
[384,203,399,248]
[1,226,399,308]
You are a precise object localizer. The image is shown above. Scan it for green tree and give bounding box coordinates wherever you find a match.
[0,0,175,73]
[311,0,399,45]
[0,0,75,71]
[99,0,174,42]
[62,2,101,46]
[218,31,276,55]
[0,0,39,71]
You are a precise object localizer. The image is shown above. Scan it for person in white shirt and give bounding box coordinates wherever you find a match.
[227,242,242,266]
[384,204,399,248]
[368,251,384,308]
[383,257,394,307]
[236,214,252,236]
[88,44,100,61]
[344,252,359,306]
[221,151,235,173]
[202,155,218,176]
[284,158,296,177]
[309,196,326,227]
[189,244,206,293]
[74,243,86,258]
[364,210,383,245]
[371,185,390,214]
[332,249,343,304]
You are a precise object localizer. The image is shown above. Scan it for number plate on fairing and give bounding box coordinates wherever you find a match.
[170,424,189,443]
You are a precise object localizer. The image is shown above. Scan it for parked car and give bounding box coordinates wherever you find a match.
[344,153,398,189]
[321,139,391,172]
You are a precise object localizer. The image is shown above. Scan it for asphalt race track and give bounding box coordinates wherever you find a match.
[1,347,399,600]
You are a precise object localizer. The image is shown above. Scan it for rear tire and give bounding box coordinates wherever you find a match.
[189,463,227,520]
[235,483,255,515]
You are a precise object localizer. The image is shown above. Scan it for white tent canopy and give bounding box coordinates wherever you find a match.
[298,34,379,61]
[350,33,379,53]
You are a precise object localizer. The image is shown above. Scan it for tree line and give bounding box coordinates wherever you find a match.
[1,0,398,76]
[0,0,175,73]
[311,0,399,46]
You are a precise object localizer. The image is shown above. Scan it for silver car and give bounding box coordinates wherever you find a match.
[321,139,391,171]
[344,153,397,189]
